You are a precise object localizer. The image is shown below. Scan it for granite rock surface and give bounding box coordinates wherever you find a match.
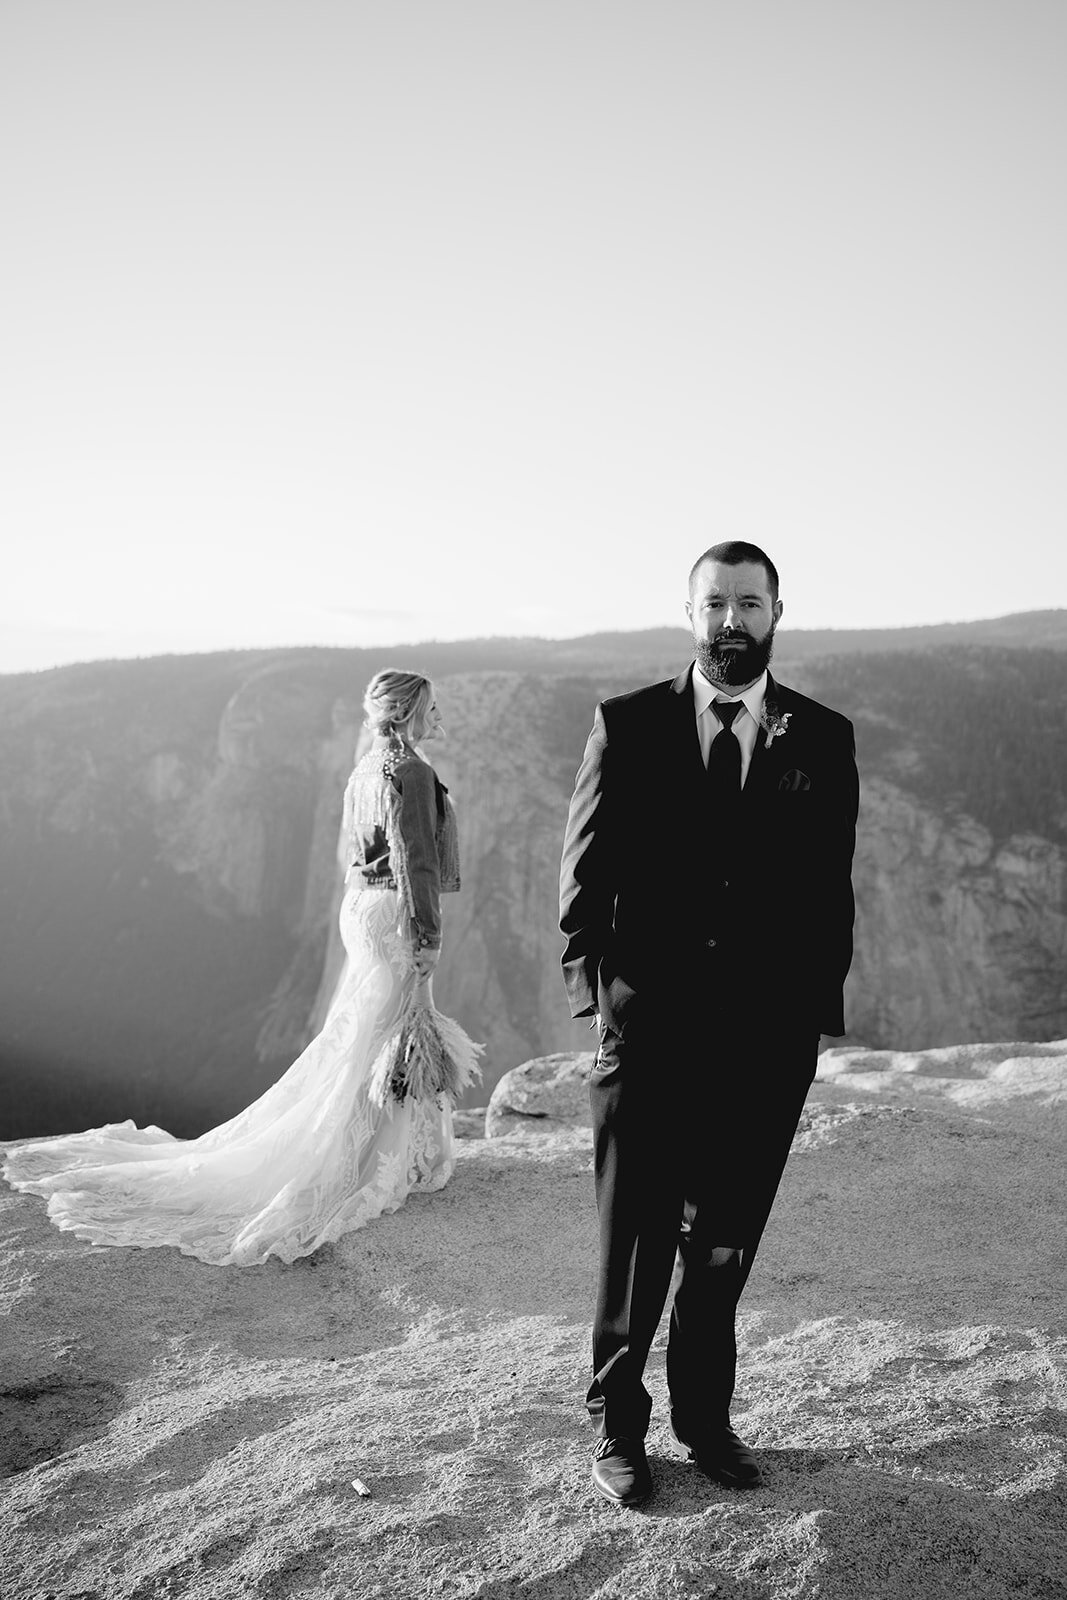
[2,1043,1065,1599]
[485,1051,594,1137]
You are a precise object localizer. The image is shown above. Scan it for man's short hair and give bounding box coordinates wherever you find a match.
[688,541,780,603]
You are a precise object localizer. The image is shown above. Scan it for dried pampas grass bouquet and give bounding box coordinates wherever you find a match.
[369,979,484,1107]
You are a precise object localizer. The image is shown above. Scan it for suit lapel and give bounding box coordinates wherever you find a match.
[664,666,711,830]
[745,674,801,797]
[743,672,776,797]
[667,664,706,782]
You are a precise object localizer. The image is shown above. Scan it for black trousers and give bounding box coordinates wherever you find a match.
[586,1014,818,1441]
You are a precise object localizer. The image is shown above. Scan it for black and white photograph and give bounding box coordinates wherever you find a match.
[1,3,1064,1596]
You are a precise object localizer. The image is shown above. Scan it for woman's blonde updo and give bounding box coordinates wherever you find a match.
[362,669,433,744]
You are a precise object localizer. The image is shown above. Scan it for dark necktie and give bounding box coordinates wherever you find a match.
[707,700,743,793]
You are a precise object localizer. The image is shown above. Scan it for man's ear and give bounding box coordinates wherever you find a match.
[684,600,693,623]
[773,599,784,626]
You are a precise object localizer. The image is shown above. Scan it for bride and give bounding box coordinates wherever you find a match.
[2,670,480,1266]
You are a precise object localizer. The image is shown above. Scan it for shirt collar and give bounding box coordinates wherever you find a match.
[692,664,768,727]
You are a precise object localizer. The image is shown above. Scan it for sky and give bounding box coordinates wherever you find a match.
[2,0,1065,673]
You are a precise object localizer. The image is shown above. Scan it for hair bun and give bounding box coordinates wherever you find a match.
[363,669,432,738]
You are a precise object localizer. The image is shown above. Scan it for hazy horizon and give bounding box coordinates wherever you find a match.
[3,604,1064,679]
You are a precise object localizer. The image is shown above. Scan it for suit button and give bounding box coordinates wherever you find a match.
[706,938,717,948]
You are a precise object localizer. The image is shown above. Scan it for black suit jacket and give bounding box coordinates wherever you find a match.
[559,666,859,1040]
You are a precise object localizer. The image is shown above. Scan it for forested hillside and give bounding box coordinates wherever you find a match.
[1,621,1065,1138]
[804,648,1067,843]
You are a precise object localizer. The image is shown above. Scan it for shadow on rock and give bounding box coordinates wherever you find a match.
[0,1373,124,1477]
[466,1544,633,1600]
[715,1445,1063,1600]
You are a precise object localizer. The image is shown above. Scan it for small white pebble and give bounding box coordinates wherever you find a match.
[351,1479,372,1497]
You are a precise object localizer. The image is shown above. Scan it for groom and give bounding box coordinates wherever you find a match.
[559,541,859,1504]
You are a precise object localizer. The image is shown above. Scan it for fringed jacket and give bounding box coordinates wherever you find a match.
[342,746,461,950]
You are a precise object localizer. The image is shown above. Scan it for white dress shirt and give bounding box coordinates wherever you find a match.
[692,666,768,787]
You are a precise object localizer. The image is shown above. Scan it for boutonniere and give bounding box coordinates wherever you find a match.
[760,705,792,748]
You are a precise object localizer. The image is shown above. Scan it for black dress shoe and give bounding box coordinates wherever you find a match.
[591,1436,653,1505]
[682,1426,762,1488]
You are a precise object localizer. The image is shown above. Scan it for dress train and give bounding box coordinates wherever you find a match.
[1,888,453,1266]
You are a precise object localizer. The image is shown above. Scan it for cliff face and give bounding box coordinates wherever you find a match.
[1,646,1065,1136]
[0,655,362,1134]
[848,778,1067,1048]
[424,673,607,1078]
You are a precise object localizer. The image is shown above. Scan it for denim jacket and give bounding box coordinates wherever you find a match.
[342,747,460,949]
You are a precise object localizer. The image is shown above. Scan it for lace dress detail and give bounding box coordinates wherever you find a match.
[1,753,455,1267]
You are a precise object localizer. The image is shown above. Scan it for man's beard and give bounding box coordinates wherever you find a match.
[694,625,776,689]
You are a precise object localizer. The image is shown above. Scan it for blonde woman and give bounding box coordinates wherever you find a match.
[3,670,475,1265]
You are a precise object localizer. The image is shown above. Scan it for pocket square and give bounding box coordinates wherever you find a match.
[779,768,811,792]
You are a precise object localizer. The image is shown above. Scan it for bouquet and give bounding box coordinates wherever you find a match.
[368,979,484,1107]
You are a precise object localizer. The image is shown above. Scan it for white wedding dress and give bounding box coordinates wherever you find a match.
[2,885,453,1266]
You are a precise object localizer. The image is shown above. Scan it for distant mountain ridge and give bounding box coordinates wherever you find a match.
[3,608,1065,686]
[1,615,1065,1139]
[478,607,1067,668]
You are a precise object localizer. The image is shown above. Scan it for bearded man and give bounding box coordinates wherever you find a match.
[559,541,859,1505]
